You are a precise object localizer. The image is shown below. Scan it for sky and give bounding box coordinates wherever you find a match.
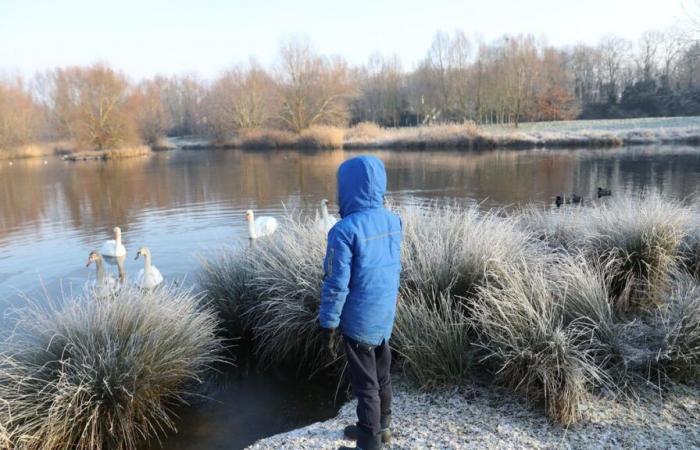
[0,0,688,81]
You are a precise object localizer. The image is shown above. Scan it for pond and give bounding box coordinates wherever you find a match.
[2,145,700,448]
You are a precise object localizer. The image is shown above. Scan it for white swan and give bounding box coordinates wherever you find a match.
[315,199,338,233]
[86,250,117,298]
[245,210,278,239]
[101,226,127,257]
[135,247,164,289]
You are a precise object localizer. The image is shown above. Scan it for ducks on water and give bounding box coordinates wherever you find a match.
[555,194,583,208]
[597,187,612,198]
[245,210,278,239]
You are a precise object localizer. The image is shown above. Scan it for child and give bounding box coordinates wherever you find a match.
[318,155,402,450]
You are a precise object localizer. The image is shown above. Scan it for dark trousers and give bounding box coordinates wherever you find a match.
[343,336,392,435]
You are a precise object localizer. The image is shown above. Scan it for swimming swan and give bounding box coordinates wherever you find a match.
[86,250,117,298]
[315,199,338,233]
[245,210,278,239]
[101,226,127,257]
[134,247,164,289]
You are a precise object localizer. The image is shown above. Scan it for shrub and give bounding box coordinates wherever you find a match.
[393,290,473,388]
[0,284,224,450]
[585,194,689,313]
[297,125,344,149]
[471,261,604,425]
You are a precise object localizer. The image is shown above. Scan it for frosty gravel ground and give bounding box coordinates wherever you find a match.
[248,381,700,449]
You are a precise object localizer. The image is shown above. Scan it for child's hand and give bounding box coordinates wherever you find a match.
[319,326,337,359]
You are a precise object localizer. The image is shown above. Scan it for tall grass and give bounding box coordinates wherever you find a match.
[585,194,689,313]
[201,196,700,424]
[401,205,540,298]
[393,290,473,388]
[243,218,337,372]
[0,144,51,160]
[655,277,700,381]
[296,125,344,149]
[0,284,223,450]
[471,260,605,424]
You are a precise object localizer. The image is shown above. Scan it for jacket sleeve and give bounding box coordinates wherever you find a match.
[319,226,353,329]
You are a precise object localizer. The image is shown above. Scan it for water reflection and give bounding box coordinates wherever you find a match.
[2,146,700,301]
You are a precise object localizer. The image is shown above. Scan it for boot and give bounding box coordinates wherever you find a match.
[343,415,391,444]
[338,427,382,450]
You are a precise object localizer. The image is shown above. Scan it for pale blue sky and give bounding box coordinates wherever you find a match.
[0,0,686,80]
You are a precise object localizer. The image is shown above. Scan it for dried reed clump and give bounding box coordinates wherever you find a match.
[63,145,152,161]
[237,128,298,149]
[343,122,386,141]
[0,144,50,160]
[297,125,344,149]
[517,204,590,251]
[0,284,224,450]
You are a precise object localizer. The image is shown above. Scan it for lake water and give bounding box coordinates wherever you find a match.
[2,145,700,448]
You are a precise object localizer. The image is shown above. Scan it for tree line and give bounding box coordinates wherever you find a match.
[0,29,698,150]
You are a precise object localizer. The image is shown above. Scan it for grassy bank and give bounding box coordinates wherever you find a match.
[0,284,223,450]
[185,116,700,151]
[201,194,700,425]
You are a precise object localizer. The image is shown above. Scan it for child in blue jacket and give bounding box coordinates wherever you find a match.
[318,155,402,450]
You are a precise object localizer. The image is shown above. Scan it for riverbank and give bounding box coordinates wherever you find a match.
[249,379,700,449]
[202,194,700,433]
[181,116,700,151]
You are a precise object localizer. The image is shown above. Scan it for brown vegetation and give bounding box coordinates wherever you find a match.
[63,145,151,161]
[0,79,42,153]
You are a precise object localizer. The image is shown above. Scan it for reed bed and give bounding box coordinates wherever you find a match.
[0,284,224,450]
[0,144,52,160]
[63,145,152,161]
[202,194,700,424]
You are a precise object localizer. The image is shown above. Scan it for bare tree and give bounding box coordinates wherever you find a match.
[598,36,631,102]
[276,37,355,132]
[49,64,137,149]
[206,60,278,140]
[131,76,171,144]
[0,78,39,149]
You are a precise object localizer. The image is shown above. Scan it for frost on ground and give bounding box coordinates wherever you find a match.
[249,381,700,450]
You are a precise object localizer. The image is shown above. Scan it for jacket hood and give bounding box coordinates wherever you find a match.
[337,155,387,217]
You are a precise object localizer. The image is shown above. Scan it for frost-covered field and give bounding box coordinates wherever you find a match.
[249,381,700,450]
[485,116,700,133]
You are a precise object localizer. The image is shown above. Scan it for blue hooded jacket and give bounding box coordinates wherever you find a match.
[319,155,402,346]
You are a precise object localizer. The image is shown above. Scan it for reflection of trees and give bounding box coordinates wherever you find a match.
[1,146,699,245]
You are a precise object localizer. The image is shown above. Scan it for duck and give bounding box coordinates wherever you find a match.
[555,194,584,208]
[315,199,338,233]
[134,247,164,289]
[101,226,127,257]
[85,250,117,298]
[597,187,612,198]
[245,210,278,239]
